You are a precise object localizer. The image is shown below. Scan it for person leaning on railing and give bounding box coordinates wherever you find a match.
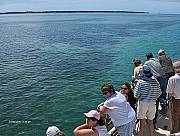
[73,110,110,136]
[98,83,135,136]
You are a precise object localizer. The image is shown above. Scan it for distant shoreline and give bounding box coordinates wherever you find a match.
[0,10,148,15]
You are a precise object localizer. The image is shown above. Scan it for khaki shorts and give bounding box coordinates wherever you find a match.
[137,101,156,120]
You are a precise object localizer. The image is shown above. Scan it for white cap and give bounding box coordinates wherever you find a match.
[84,110,100,120]
[46,126,61,136]
[173,60,180,70]
[158,49,165,54]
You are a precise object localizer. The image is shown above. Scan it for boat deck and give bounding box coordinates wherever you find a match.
[134,107,180,136]
[108,109,172,136]
[108,105,180,136]
[135,111,171,136]
[154,112,171,136]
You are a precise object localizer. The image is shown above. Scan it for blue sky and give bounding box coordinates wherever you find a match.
[0,0,180,14]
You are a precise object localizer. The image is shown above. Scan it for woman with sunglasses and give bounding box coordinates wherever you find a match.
[120,82,137,111]
[73,110,109,136]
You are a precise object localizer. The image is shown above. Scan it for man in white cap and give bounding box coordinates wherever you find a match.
[46,126,64,136]
[158,49,175,79]
[166,60,180,134]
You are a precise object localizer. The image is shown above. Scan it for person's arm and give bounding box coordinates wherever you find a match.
[166,78,174,101]
[134,82,141,100]
[98,105,109,117]
[133,67,138,78]
[73,124,98,136]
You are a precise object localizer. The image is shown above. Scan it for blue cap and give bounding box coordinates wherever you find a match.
[140,66,152,78]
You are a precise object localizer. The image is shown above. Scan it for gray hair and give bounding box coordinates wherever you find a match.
[173,60,180,73]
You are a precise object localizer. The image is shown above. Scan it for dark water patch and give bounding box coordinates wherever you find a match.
[133,20,180,31]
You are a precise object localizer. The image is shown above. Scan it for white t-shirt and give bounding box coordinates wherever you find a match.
[94,125,110,136]
[166,73,180,99]
[104,91,135,127]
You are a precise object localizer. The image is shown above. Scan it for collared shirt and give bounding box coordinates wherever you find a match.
[144,58,165,77]
[134,77,161,102]
[166,73,180,99]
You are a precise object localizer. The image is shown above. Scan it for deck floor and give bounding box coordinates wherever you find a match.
[109,109,178,136]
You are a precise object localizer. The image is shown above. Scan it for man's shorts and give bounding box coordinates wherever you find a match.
[137,101,156,120]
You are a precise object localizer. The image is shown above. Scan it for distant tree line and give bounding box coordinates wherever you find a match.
[0,10,148,15]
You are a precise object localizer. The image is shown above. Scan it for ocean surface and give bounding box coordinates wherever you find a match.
[0,13,180,136]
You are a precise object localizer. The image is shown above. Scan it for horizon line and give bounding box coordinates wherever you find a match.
[0,10,149,15]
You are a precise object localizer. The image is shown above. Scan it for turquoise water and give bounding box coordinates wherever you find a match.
[0,13,180,136]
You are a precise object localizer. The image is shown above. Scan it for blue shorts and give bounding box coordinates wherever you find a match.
[116,117,135,136]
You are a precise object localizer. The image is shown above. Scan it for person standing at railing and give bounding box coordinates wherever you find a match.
[134,66,161,136]
[120,82,137,112]
[145,52,168,124]
[166,60,180,134]
[132,58,143,81]
[157,49,175,79]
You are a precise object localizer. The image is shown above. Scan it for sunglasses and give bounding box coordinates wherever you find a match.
[102,91,109,95]
[121,87,128,90]
[85,116,97,121]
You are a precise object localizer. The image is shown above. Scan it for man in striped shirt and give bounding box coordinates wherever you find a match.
[134,66,161,136]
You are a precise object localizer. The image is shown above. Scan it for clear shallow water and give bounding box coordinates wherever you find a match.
[0,13,180,136]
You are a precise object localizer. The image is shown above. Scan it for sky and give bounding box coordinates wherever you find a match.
[0,0,180,14]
